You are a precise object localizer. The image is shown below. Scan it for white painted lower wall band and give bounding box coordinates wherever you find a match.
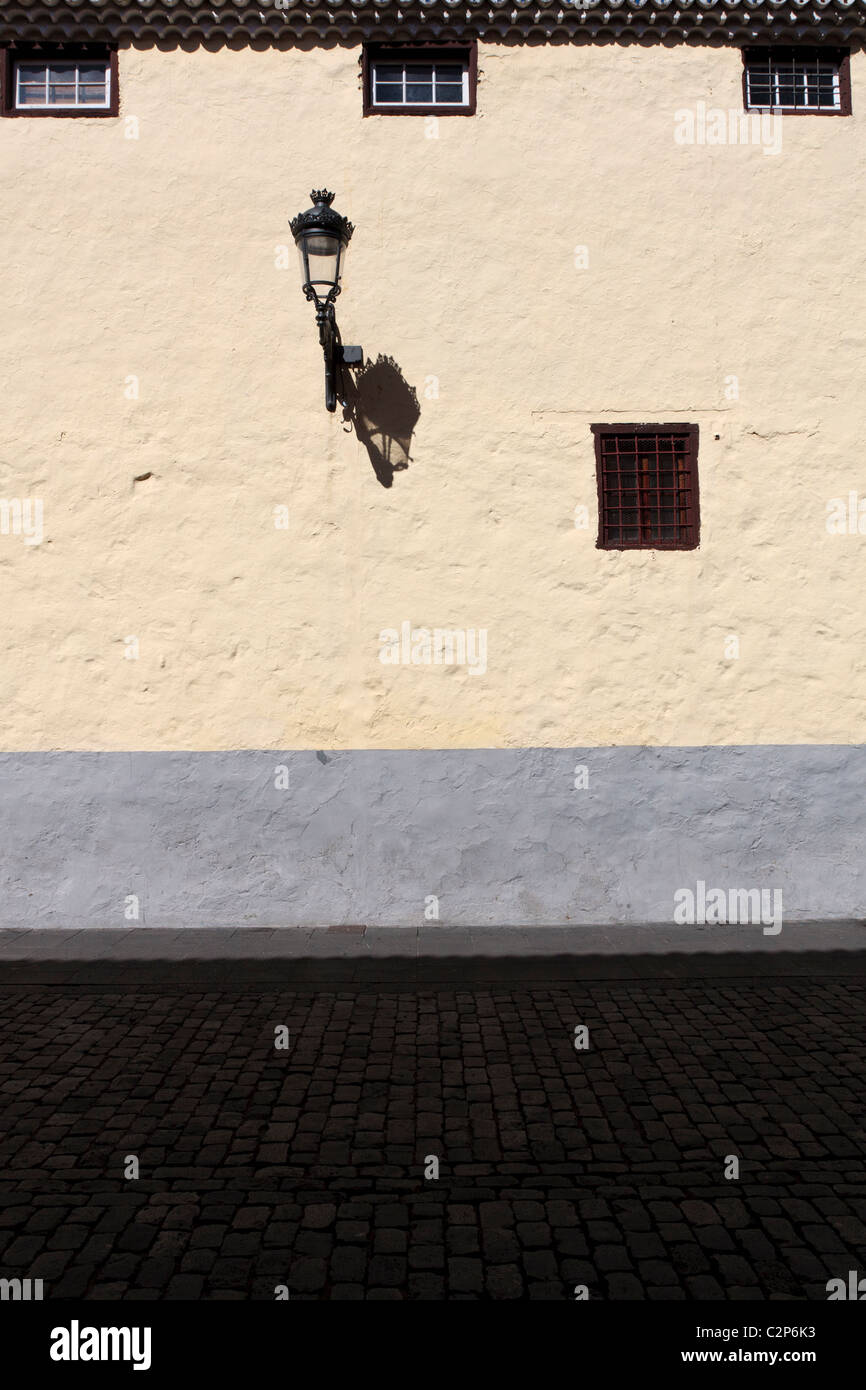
[0,748,861,928]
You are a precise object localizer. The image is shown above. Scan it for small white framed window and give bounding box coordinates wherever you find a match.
[373,59,468,109]
[11,55,112,111]
[743,47,850,115]
[364,45,476,116]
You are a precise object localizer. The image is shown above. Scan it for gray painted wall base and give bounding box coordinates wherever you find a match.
[0,748,861,928]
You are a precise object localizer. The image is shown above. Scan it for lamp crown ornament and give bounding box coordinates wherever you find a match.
[290,189,354,243]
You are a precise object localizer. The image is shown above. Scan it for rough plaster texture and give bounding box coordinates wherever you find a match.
[0,748,861,928]
[2,44,862,928]
[1,44,865,751]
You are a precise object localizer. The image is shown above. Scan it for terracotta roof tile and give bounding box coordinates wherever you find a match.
[1,0,864,44]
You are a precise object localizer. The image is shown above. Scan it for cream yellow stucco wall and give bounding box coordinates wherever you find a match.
[1,41,864,751]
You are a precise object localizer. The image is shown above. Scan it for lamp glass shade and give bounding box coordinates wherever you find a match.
[297,230,344,302]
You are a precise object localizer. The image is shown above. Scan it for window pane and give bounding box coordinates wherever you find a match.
[48,64,77,81]
[79,84,108,104]
[374,63,404,83]
[16,64,47,105]
[48,83,76,103]
[405,64,433,104]
[810,74,839,107]
[374,82,403,104]
[78,64,107,84]
[436,64,463,83]
[748,78,772,105]
[434,82,464,103]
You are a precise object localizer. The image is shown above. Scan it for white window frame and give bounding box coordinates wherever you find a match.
[745,53,842,112]
[371,56,470,110]
[14,57,111,111]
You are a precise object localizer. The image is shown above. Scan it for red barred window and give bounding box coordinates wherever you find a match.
[593,424,700,551]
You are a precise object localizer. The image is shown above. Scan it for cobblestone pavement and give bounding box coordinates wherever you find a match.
[1,978,864,1300]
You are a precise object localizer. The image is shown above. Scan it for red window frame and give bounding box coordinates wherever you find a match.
[0,44,119,118]
[593,424,700,551]
[362,41,477,117]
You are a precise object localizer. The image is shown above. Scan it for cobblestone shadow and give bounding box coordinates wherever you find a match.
[0,977,864,1299]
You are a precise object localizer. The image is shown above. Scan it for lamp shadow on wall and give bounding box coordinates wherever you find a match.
[341,354,421,489]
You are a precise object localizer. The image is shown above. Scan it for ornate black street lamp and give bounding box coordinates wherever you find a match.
[290,189,363,412]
